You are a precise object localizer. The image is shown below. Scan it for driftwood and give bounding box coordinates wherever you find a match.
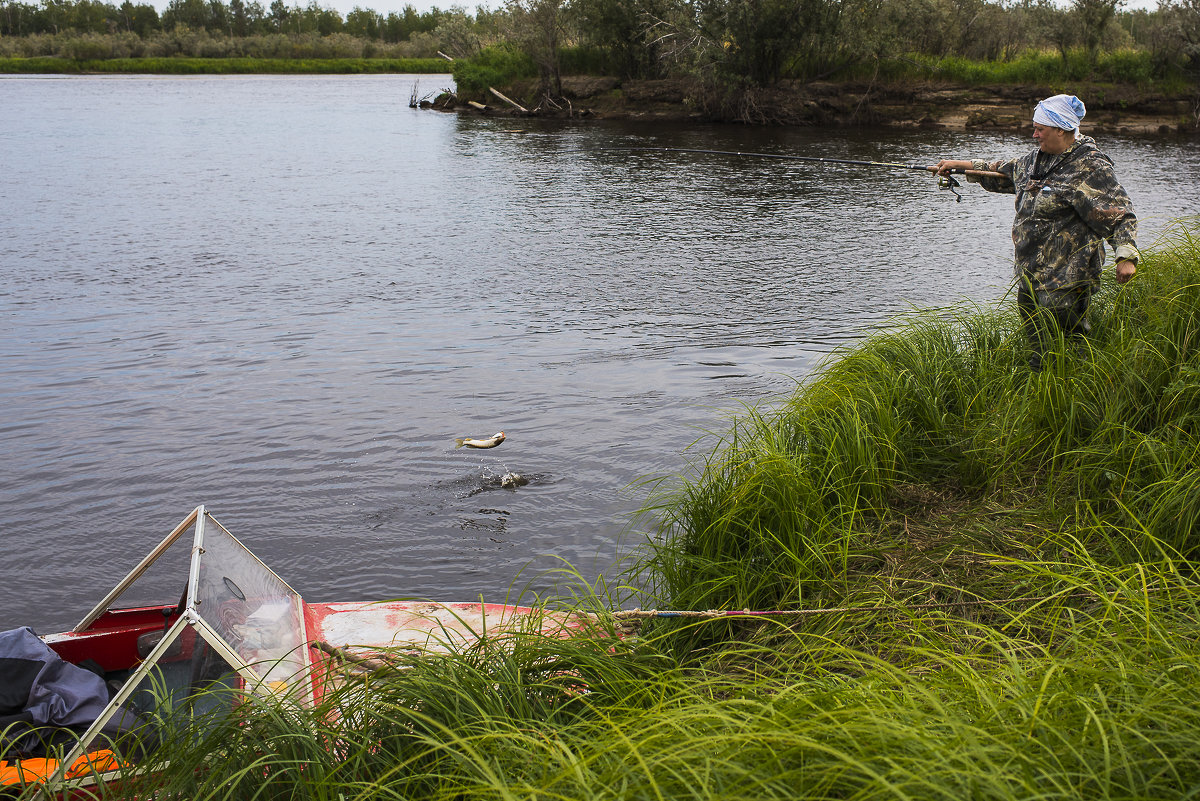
[436,51,453,61]
[310,640,391,671]
[416,89,593,119]
[310,640,412,682]
[489,86,528,113]
[309,640,429,684]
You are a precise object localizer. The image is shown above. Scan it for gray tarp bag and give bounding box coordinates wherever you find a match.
[0,626,113,758]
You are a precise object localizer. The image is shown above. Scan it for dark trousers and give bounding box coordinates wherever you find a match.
[1016,278,1092,371]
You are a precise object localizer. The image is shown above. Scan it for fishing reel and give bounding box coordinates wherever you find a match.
[937,173,964,202]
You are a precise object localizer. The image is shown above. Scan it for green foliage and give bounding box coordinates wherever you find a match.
[0,0,465,44]
[568,0,669,79]
[699,0,859,86]
[873,0,1020,62]
[1,0,1198,86]
[499,0,569,95]
[558,43,617,75]
[1095,46,1157,83]
[451,42,535,96]
[872,48,1168,86]
[700,0,798,85]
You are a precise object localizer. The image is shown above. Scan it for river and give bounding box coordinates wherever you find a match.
[2,73,1197,633]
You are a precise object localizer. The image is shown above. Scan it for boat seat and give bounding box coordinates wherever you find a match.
[135,630,184,660]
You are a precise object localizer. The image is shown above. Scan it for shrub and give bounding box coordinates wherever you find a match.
[60,32,112,60]
[558,44,615,75]
[451,43,535,97]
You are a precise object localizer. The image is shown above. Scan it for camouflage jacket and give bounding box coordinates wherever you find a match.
[968,135,1139,293]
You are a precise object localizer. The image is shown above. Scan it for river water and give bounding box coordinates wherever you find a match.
[2,74,1197,633]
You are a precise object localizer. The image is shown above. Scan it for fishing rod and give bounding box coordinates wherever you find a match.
[622,146,1006,202]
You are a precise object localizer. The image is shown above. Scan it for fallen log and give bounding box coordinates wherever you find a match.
[489,87,528,113]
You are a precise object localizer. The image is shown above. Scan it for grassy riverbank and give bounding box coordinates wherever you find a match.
[640,220,1200,622]
[55,219,1200,799]
[0,56,450,74]
[85,587,1200,800]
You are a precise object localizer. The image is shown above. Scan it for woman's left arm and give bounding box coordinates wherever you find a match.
[1073,158,1140,281]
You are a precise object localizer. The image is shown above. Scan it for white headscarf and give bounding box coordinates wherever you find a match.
[1033,94,1086,132]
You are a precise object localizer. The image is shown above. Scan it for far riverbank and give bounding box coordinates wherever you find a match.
[441,76,1200,135]
[0,56,450,75]
[3,54,1192,134]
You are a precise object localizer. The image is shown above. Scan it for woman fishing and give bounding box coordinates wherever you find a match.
[935,94,1139,372]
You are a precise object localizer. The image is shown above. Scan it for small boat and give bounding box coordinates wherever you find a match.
[4,505,593,797]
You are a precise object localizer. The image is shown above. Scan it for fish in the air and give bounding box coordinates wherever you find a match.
[455,431,506,449]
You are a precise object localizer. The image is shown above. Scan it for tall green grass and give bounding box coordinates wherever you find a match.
[866,48,1191,93]
[450,43,536,97]
[46,571,1200,800]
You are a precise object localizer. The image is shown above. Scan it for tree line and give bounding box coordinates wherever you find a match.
[0,0,482,43]
[549,0,1200,87]
[1,0,1198,90]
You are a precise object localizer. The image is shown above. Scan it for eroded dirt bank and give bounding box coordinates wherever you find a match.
[435,77,1198,135]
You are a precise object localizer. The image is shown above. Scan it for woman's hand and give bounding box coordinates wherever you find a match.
[934,159,974,176]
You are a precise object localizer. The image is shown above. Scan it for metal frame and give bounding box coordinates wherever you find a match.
[51,505,319,789]
[185,506,207,613]
[189,611,289,691]
[50,612,192,785]
[73,506,202,632]
[192,511,314,704]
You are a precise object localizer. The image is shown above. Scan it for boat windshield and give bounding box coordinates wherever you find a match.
[57,506,312,775]
[193,519,308,690]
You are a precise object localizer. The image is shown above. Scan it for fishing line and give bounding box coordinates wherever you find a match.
[618,146,1007,202]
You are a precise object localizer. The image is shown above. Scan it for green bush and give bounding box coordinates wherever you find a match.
[451,43,535,97]
[558,44,616,76]
[1094,48,1156,83]
[61,33,113,60]
[0,56,81,72]
[875,48,1174,86]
